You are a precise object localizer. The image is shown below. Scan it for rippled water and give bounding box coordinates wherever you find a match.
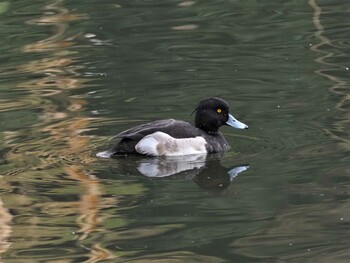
[0,0,349,262]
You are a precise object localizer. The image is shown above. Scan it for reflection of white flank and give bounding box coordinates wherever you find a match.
[137,154,207,177]
[136,131,207,156]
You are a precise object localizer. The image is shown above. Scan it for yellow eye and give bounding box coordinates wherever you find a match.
[217,108,222,113]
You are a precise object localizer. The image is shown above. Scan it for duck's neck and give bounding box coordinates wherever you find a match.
[195,120,219,134]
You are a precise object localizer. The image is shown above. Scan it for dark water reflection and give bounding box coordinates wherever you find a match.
[0,0,350,262]
[104,153,249,191]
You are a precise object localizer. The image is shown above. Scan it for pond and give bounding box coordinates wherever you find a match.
[0,0,349,262]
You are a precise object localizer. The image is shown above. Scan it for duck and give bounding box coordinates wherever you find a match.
[100,97,248,157]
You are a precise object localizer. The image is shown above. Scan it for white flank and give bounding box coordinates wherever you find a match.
[135,131,207,156]
[135,136,159,156]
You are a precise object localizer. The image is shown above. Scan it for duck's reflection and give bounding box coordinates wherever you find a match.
[194,163,249,191]
[137,154,207,178]
[111,153,249,191]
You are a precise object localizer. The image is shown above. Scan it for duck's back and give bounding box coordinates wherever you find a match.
[117,119,201,139]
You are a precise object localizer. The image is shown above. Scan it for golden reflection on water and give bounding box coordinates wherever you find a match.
[65,165,103,241]
[292,0,350,160]
[229,1,350,261]
[1,0,114,261]
[228,2,350,261]
[309,0,350,149]
[124,251,225,263]
[0,199,12,258]
[23,0,86,53]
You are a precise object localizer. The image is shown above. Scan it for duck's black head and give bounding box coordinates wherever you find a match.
[193,97,248,134]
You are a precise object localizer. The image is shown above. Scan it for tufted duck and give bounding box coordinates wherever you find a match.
[98,97,248,157]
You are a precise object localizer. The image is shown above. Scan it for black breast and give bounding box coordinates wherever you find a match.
[202,132,230,153]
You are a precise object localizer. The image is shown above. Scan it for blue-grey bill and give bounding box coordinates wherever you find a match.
[226,113,248,129]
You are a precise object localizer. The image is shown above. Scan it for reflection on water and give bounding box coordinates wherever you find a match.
[194,163,249,191]
[1,0,114,261]
[0,0,350,262]
[136,154,207,178]
[106,153,249,190]
[0,198,12,256]
[309,0,350,151]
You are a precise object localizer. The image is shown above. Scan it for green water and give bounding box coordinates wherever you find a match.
[0,0,349,262]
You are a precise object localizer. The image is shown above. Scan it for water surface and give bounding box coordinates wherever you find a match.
[0,0,349,262]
